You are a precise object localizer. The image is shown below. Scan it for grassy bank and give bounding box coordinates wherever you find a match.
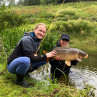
[0,1,97,96]
[0,62,95,97]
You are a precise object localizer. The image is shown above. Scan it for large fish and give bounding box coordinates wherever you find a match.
[43,44,88,66]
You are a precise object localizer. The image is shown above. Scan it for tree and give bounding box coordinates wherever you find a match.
[0,0,8,6]
[24,0,40,5]
[0,0,3,6]
[55,0,64,4]
[18,0,25,5]
[9,0,15,6]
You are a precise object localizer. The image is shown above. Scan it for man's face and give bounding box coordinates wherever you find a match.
[34,25,46,39]
[60,39,69,47]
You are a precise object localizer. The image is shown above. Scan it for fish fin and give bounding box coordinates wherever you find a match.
[64,44,70,49]
[43,50,48,54]
[76,58,82,62]
[85,54,88,58]
[65,61,71,66]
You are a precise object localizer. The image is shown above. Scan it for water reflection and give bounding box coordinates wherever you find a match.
[69,68,97,88]
[30,63,51,80]
[69,51,97,96]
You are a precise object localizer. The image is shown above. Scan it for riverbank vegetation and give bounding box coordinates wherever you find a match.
[1,1,97,52]
[0,1,97,96]
[0,62,95,96]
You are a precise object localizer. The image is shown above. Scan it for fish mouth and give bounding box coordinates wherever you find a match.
[85,54,88,58]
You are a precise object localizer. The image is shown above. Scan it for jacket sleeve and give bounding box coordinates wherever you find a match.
[21,36,47,63]
[23,50,47,63]
[49,58,56,66]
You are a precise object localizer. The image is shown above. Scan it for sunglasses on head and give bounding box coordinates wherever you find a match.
[62,39,69,42]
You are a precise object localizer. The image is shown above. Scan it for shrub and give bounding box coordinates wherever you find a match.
[50,19,93,35]
[90,16,97,22]
[37,12,55,19]
[56,9,79,21]
[0,6,25,31]
[21,11,54,24]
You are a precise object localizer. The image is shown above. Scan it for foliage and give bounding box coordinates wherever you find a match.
[0,5,25,31]
[24,0,41,5]
[23,0,58,5]
[0,1,97,53]
[0,24,34,52]
[8,0,15,6]
[22,0,97,5]
[50,20,93,35]
[21,11,54,24]
[56,9,79,21]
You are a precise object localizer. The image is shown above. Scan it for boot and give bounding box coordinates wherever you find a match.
[15,74,31,88]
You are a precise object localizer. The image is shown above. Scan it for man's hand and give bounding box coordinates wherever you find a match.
[54,56,61,60]
[34,54,37,56]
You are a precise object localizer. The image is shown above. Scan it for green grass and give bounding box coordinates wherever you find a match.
[0,62,95,97]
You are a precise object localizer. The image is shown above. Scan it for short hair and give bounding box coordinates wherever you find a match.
[34,23,47,30]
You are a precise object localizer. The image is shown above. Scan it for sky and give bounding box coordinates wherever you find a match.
[4,0,19,6]
[15,0,19,4]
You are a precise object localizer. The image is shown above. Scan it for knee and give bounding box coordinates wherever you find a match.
[21,57,30,68]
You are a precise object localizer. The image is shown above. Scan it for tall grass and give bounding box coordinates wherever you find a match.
[0,24,35,52]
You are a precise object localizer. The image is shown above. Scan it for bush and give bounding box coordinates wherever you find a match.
[50,19,93,35]
[20,11,54,24]
[38,12,55,18]
[89,16,97,22]
[0,6,25,31]
[56,9,79,21]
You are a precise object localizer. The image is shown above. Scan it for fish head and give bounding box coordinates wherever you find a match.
[78,50,88,58]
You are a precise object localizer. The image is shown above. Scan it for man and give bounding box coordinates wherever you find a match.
[7,23,56,87]
[49,34,78,79]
